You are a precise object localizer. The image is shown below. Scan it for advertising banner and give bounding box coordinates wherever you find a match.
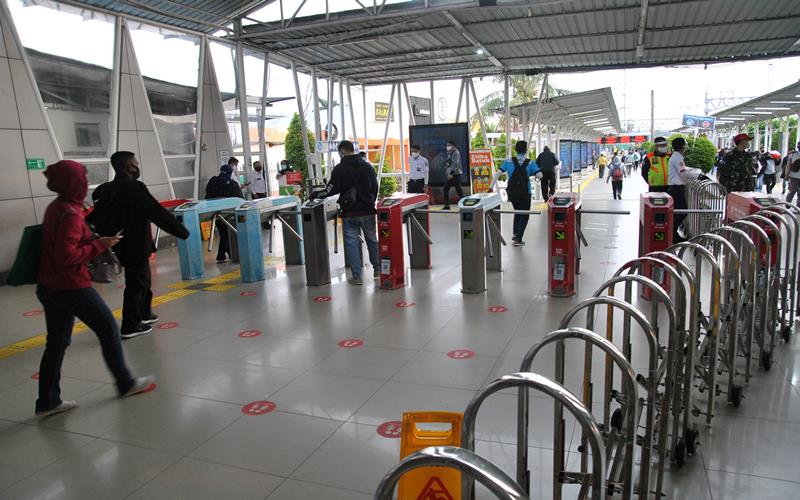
[469,150,494,194]
[559,141,572,178]
[571,141,581,172]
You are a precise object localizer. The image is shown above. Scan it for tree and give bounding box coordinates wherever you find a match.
[284,113,315,186]
[685,136,716,173]
[378,160,398,199]
[471,75,570,134]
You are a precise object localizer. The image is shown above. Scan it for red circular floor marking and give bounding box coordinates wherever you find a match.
[314,296,332,303]
[242,400,276,416]
[487,306,508,313]
[338,338,364,348]
[240,291,257,297]
[376,420,403,439]
[157,322,179,330]
[22,310,43,317]
[238,329,262,338]
[447,349,476,360]
[395,301,416,308]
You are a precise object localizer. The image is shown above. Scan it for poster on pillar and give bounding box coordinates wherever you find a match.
[580,142,589,170]
[408,124,470,189]
[559,141,572,178]
[571,142,581,172]
[469,150,494,194]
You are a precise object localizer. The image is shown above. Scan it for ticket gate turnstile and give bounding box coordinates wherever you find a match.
[377,193,431,290]
[459,192,503,294]
[235,195,304,283]
[639,192,674,300]
[174,197,246,280]
[726,192,781,264]
[548,193,582,297]
[302,196,340,286]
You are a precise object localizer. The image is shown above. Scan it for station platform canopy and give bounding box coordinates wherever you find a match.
[509,87,622,136]
[712,80,800,130]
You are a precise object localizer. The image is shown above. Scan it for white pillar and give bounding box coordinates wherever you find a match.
[504,74,511,158]
[311,67,323,182]
[398,83,407,193]
[290,62,313,176]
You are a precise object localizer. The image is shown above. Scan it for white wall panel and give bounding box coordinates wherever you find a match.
[148,183,172,201]
[0,7,19,60]
[23,129,60,198]
[0,58,20,129]
[130,72,153,132]
[32,194,55,223]
[0,129,30,201]
[8,59,46,130]
[137,131,168,185]
[117,74,137,132]
[117,130,139,153]
[0,197,37,271]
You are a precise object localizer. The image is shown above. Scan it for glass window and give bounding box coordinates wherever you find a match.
[85,162,110,187]
[171,179,194,200]
[8,0,115,158]
[165,158,195,179]
[129,23,200,156]
[244,50,265,155]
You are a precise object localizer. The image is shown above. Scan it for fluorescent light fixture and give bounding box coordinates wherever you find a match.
[569,109,604,116]
[584,118,609,124]
[719,116,745,121]
[755,107,790,110]
[740,111,772,115]
[769,101,800,104]
[476,48,484,55]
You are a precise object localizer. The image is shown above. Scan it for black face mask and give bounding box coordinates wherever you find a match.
[254,167,262,172]
[130,166,141,180]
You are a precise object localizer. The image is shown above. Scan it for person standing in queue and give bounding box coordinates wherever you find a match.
[441,140,464,209]
[35,160,156,417]
[407,145,429,194]
[243,161,268,199]
[313,140,380,285]
[642,136,670,192]
[205,164,244,264]
[491,141,542,246]
[535,145,559,202]
[717,133,758,194]
[91,152,190,339]
[667,137,706,242]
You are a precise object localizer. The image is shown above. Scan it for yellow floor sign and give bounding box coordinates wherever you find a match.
[398,412,462,500]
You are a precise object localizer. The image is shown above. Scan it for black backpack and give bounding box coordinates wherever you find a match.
[87,182,121,236]
[507,158,530,200]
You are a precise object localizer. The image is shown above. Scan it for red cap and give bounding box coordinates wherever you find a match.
[733,133,753,144]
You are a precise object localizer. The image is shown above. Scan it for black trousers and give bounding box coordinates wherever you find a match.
[668,185,688,239]
[540,171,556,201]
[510,196,532,241]
[763,173,776,193]
[443,174,464,205]
[216,223,231,261]
[252,192,267,199]
[121,260,153,332]
[649,185,668,193]
[611,180,623,199]
[36,285,134,411]
[407,178,425,193]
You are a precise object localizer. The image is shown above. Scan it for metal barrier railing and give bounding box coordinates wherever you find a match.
[685,179,726,238]
[759,208,798,343]
[745,214,782,368]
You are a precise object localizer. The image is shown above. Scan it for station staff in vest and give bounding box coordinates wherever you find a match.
[668,137,706,242]
[490,141,542,246]
[407,144,429,193]
[642,136,670,192]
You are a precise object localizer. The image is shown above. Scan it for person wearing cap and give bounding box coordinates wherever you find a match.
[717,133,757,194]
[641,137,670,192]
[668,137,705,242]
[784,142,800,203]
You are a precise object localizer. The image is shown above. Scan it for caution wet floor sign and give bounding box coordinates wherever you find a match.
[398,412,462,500]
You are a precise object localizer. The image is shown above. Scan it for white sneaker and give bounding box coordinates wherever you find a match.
[121,375,156,398]
[36,400,78,417]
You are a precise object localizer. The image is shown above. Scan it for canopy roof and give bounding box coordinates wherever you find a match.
[66,0,800,85]
[509,87,622,136]
[712,80,800,130]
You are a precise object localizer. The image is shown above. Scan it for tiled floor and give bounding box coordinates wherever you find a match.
[1,173,798,499]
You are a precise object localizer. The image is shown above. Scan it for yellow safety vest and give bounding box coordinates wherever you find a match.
[647,152,670,186]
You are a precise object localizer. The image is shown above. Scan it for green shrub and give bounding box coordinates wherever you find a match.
[684,136,716,173]
[378,160,398,199]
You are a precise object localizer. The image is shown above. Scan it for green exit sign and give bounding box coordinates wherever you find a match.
[26,158,46,170]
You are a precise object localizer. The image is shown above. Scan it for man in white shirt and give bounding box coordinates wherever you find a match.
[667,137,704,241]
[244,161,268,199]
[407,144,429,194]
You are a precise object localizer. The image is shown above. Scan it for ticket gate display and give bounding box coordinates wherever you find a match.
[726,192,780,264]
[459,192,503,294]
[377,193,431,290]
[174,197,245,280]
[302,196,340,286]
[639,192,674,300]
[235,195,303,283]
[548,193,581,297]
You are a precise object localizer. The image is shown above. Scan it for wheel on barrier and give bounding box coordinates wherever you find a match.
[729,384,743,408]
[675,439,686,468]
[782,325,792,343]
[610,408,623,432]
[761,350,773,371]
[685,428,700,455]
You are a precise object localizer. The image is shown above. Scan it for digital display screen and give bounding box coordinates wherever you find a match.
[655,213,666,222]
[552,198,571,206]
[463,199,479,206]
[755,198,774,206]
[462,213,473,222]
[555,212,566,222]
[651,198,668,206]
[381,199,399,206]
[379,212,389,221]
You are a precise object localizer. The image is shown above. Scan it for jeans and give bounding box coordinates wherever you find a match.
[342,215,380,279]
[540,171,556,201]
[787,177,800,203]
[407,178,425,194]
[611,180,623,199]
[510,196,532,241]
[763,173,776,194]
[121,260,153,333]
[668,185,687,239]
[36,285,134,411]
[443,174,464,205]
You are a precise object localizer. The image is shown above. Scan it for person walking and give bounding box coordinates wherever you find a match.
[633,150,641,171]
[441,140,464,209]
[206,164,244,263]
[535,145,559,202]
[606,155,625,200]
[642,137,671,192]
[314,141,380,285]
[243,161,268,199]
[667,137,706,242]
[407,144,429,194]
[784,143,800,203]
[717,133,758,194]
[597,153,608,179]
[760,151,779,194]
[780,146,796,194]
[491,141,542,246]
[36,160,155,417]
[91,152,189,340]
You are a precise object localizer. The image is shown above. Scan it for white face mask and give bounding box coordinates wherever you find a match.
[411,152,419,158]
[446,146,454,151]
[656,146,667,154]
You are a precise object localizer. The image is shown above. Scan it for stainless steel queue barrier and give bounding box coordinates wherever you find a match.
[728,219,775,371]
[517,327,638,500]
[708,226,758,383]
[667,242,722,425]
[690,233,745,408]
[774,202,800,321]
[461,372,606,500]
[373,446,529,500]
[745,214,783,367]
[759,207,798,343]
[685,179,726,238]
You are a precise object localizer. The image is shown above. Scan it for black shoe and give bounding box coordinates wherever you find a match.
[141,314,159,325]
[121,324,153,340]
[442,205,451,210]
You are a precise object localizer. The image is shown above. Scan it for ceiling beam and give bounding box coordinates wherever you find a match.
[440,10,503,69]
[636,0,649,60]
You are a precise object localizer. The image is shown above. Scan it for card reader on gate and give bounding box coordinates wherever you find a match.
[175,197,246,280]
[458,192,503,294]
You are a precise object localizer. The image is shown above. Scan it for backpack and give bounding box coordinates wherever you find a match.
[612,166,624,181]
[507,158,530,200]
[87,182,121,236]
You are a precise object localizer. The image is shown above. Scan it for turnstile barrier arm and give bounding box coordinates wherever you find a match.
[208,214,217,252]
[408,213,434,246]
[486,213,507,247]
[216,213,238,234]
[274,213,304,242]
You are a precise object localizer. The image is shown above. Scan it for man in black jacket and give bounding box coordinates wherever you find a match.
[314,140,379,285]
[92,151,190,339]
[535,145,559,201]
[205,164,244,263]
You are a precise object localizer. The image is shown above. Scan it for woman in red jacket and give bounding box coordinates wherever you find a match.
[35,160,154,417]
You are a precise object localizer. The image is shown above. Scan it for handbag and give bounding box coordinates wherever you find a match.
[89,244,122,283]
[6,224,44,286]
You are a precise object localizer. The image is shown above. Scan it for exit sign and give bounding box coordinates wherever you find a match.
[26,158,45,170]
